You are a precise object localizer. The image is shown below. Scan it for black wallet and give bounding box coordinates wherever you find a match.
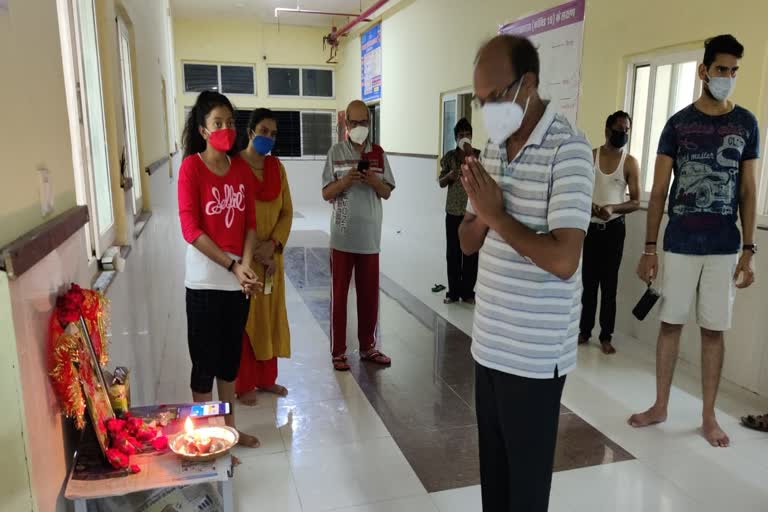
[632,285,661,321]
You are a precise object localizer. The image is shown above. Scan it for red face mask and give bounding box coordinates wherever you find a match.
[206,128,236,152]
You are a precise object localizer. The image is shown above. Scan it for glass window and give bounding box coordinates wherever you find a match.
[184,63,218,92]
[221,65,254,94]
[272,111,301,157]
[77,0,114,237]
[302,69,333,97]
[627,54,701,195]
[301,112,333,156]
[117,21,142,214]
[268,68,300,96]
[442,98,457,156]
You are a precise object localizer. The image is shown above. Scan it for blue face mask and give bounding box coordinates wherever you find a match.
[252,135,275,155]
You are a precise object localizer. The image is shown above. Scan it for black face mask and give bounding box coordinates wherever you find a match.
[609,130,629,149]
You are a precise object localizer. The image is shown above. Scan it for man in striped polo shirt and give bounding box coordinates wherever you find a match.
[460,35,594,511]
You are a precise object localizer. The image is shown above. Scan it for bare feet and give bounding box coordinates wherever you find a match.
[237,390,259,407]
[237,431,260,448]
[703,416,730,447]
[600,342,617,355]
[628,406,667,428]
[261,384,288,397]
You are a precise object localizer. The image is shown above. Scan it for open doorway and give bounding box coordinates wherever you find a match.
[440,91,472,158]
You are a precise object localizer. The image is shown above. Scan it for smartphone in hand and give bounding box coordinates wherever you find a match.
[357,160,370,175]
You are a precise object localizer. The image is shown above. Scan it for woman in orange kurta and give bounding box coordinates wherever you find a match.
[236,108,293,404]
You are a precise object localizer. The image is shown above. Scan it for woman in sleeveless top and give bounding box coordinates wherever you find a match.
[579,111,641,354]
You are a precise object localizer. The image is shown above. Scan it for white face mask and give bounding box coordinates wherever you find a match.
[706,74,736,101]
[481,81,530,145]
[348,126,369,145]
[456,137,472,150]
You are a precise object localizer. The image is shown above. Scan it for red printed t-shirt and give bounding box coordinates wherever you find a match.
[178,153,256,290]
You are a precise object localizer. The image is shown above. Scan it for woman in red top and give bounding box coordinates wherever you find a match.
[178,91,261,448]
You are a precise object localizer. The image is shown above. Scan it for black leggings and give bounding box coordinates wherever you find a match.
[185,288,249,394]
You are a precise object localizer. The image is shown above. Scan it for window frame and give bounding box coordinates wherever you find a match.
[181,60,256,96]
[299,110,336,158]
[57,0,117,259]
[266,65,335,99]
[300,66,336,99]
[623,48,703,202]
[116,17,143,216]
[270,108,336,161]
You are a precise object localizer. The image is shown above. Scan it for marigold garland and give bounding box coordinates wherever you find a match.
[47,283,110,429]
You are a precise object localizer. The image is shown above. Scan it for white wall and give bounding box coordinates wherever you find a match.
[616,212,768,397]
[282,160,331,217]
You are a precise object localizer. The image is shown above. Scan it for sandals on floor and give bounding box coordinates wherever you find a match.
[360,349,392,366]
[432,284,446,293]
[741,413,768,432]
[332,355,350,372]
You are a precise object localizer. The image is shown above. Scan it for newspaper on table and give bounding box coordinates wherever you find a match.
[89,482,223,512]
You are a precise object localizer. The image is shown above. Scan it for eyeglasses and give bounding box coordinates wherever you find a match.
[348,119,370,128]
[471,77,522,109]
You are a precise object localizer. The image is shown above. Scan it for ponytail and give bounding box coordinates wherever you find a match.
[182,91,235,158]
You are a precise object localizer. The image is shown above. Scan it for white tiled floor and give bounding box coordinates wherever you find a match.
[122,186,768,511]
[146,271,768,512]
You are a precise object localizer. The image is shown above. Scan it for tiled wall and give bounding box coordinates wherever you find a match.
[106,160,185,408]
[0,158,182,511]
[6,229,94,512]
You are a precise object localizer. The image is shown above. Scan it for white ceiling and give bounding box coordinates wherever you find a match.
[171,0,384,26]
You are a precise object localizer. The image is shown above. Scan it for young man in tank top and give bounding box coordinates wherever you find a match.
[578,111,640,354]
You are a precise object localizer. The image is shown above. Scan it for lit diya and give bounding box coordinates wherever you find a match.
[170,417,239,461]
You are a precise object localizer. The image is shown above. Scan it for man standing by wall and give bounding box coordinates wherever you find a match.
[631,35,759,448]
[460,35,593,511]
[579,111,641,354]
[322,100,396,372]
[439,118,481,305]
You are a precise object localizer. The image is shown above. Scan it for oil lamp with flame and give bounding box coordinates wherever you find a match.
[181,417,213,455]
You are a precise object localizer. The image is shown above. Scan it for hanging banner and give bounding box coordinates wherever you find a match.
[361,24,382,102]
[499,0,586,125]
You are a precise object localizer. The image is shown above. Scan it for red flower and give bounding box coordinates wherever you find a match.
[67,284,86,306]
[126,417,144,435]
[130,464,141,474]
[136,425,157,442]
[56,296,80,325]
[106,448,129,469]
[151,435,169,451]
[127,436,143,451]
[122,412,133,419]
[106,418,126,434]
[117,439,137,456]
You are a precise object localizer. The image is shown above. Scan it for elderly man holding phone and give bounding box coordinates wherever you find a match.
[322,100,396,372]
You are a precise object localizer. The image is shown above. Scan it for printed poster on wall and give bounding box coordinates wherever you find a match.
[361,24,382,102]
[499,0,585,125]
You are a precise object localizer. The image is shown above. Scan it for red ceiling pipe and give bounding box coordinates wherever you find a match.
[275,7,372,21]
[326,0,389,45]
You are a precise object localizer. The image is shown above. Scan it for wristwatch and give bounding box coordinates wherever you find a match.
[743,244,758,254]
